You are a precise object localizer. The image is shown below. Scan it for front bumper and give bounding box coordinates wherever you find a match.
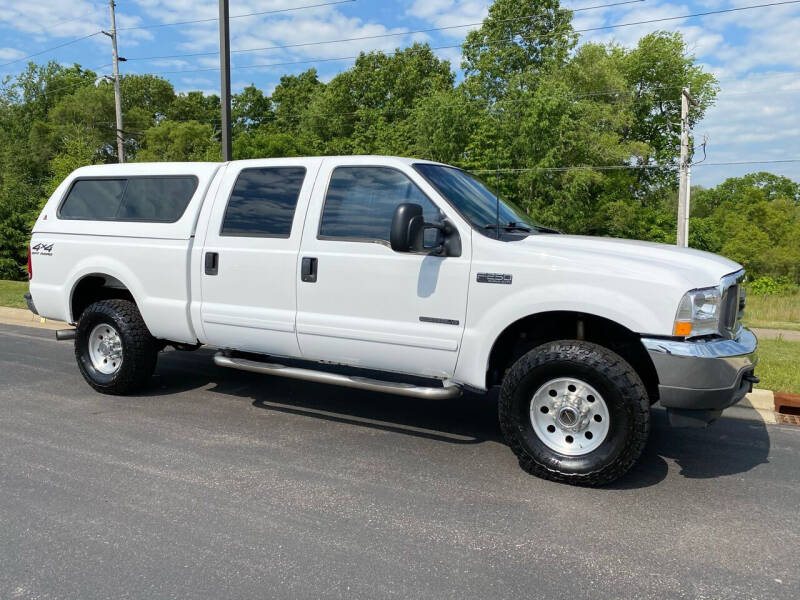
[641,328,758,426]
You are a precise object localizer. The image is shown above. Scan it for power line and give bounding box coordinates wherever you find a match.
[42,5,103,31]
[469,164,678,173]
[468,159,800,173]
[116,0,357,31]
[132,0,800,76]
[0,0,357,70]
[8,57,799,111]
[0,31,102,68]
[693,159,800,167]
[575,0,800,35]
[124,0,646,63]
[28,66,800,103]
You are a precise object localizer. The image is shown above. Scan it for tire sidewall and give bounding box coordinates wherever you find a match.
[76,305,136,390]
[504,345,642,476]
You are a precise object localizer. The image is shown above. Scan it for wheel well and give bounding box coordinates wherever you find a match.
[70,275,135,323]
[486,311,660,403]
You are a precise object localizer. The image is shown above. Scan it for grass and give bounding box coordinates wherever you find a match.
[0,278,797,393]
[744,290,800,332]
[0,279,28,310]
[755,338,800,395]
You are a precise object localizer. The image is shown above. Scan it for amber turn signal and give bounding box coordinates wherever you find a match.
[673,322,692,337]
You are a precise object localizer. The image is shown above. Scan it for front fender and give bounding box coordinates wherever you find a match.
[454,282,667,390]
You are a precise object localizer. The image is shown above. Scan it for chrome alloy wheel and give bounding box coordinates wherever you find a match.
[87,323,123,375]
[529,377,610,456]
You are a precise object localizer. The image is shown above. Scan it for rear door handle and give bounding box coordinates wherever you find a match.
[301,257,317,282]
[205,252,219,275]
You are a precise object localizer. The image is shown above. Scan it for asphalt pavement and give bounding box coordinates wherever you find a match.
[1,322,798,599]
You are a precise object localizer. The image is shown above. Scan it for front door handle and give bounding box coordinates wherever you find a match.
[205,252,219,275]
[301,257,318,282]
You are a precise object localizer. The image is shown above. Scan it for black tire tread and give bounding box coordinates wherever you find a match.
[75,299,158,395]
[498,340,650,486]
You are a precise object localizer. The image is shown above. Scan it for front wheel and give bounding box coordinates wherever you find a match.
[75,299,159,395]
[499,340,650,486]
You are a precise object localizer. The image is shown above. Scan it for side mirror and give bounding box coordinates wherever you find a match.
[390,203,425,252]
[390,203,461,257]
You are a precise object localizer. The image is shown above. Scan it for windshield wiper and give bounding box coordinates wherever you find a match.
[484,221,533,233]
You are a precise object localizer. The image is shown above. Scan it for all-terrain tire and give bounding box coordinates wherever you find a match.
[75,299,159,395]
[499,340,650,486]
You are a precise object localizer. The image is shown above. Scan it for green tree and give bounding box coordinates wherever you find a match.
[308,43,454,155]
[137,121,220,162]
[167,91,220,125]
[622,31,717,189]
[232,84,273,134]
[461,0,576,102]
[691,173,800,281]
[270,69,323,133]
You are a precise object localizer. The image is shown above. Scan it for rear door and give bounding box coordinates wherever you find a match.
[199,158,321,356]
[295,159,472,378]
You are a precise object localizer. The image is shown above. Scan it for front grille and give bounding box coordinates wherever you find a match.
[719,271,745,337]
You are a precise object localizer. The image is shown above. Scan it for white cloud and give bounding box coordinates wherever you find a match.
[693,71,800,185]
[150,59,190,69]
[407,0,489,37]
[0,47,25,61]
[0,0,105,37]
[181,76,213,86]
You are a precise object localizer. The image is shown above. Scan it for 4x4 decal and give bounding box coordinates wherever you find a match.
[31,242,54,256]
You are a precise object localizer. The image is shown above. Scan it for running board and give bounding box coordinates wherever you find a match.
[213,353,462,400]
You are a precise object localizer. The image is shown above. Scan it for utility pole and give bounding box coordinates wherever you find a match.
[676,87,694,247]
[103,0,125,163]
[218,0,232,161]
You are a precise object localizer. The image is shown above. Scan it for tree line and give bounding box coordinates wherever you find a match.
[1,0,797,282]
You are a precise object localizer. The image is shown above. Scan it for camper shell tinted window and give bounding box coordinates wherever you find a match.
[59,176,198,222]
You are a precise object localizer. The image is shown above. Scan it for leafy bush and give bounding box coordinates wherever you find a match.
[748,276,797,296]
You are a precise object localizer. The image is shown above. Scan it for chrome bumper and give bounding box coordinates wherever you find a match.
[641,328,758,426]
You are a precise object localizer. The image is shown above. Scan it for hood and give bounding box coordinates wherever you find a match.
[518,234,742,289]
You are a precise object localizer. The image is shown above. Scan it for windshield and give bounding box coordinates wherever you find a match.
[413,163,550,237]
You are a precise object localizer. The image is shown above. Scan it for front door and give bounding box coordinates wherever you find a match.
[296,160,471,379]
[199,158,321,356]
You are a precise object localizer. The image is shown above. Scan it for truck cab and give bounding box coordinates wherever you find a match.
[28,155,757,486]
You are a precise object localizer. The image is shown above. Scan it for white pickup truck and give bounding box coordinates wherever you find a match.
[27,155,757,485]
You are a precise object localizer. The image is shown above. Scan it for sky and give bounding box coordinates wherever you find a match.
[0,0,798,187]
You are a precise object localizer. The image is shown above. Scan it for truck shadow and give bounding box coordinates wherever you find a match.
[608,409,771,489]
[148,350,772,488]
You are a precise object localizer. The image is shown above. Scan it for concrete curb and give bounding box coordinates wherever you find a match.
[0,305,783,425]
[723,389,776,424]
[0,306,70,331]
[751,327,800,342]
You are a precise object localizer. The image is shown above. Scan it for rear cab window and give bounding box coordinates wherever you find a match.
[220,166,307,238]
[59,176,198,222]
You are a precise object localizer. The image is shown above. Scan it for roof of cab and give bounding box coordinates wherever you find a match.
[69,156,446,178]
[70,162,221,178]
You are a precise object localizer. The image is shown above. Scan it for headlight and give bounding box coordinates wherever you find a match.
[674,287,721,337]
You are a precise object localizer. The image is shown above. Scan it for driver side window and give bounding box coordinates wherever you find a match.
[318,166,442,244]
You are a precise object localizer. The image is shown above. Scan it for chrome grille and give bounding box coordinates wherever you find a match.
[719,270,745,337]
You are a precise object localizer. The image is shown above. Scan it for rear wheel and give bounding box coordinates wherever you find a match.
[499,340,650,486]
[75,299,158,395]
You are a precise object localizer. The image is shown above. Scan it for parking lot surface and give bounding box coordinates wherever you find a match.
[1,323,798,599]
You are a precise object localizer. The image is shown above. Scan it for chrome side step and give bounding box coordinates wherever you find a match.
[213,353,462,400]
